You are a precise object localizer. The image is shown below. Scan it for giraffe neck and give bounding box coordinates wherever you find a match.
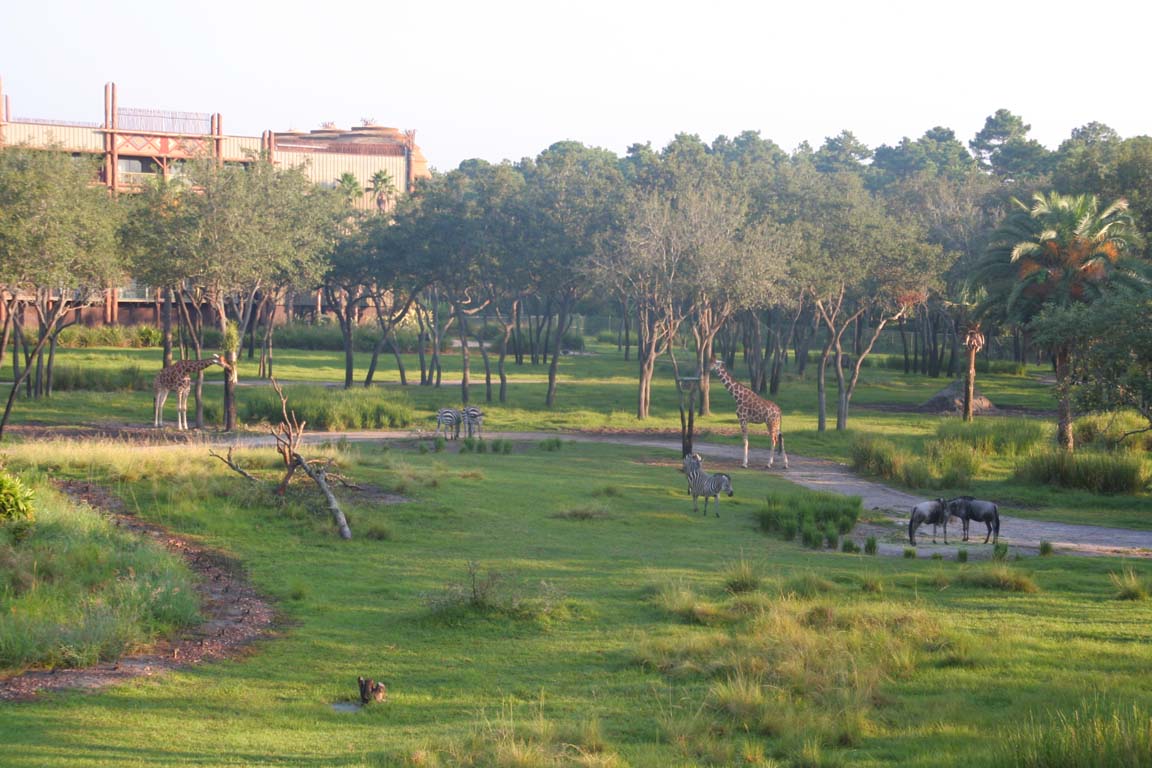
[182,358,219,374]
[714,364,745,400]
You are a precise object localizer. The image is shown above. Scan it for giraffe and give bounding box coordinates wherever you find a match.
[709,356,788,469]
[153,354,228,430]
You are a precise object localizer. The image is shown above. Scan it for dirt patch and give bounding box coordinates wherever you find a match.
[0,481,277,702]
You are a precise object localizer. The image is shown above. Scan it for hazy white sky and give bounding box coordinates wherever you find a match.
[4,0,1151,171]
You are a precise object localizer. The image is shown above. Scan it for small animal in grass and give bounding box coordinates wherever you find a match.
[435,407,463,440]
[358,676,387,704]
[683,453,733,516]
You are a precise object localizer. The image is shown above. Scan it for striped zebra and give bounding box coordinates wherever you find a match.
[435,408,463,440]
[462,406,483,438]
[683,453,734,516]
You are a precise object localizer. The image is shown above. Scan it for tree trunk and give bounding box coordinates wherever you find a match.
[1054,344,1075,451]
[963,344,978,423]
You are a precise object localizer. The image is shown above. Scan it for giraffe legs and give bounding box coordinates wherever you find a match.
[176,381,191,431]
[775,432,789,469]
[154,391,168,428]
[740,422,750,468]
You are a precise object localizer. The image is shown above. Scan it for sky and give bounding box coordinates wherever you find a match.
[4,0,1151,172]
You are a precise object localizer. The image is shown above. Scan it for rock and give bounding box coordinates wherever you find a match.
[920,381,997,415]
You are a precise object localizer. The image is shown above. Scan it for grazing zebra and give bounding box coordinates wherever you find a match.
[462,406,483,438]
[683,453,733,516]
[435,408,463,440]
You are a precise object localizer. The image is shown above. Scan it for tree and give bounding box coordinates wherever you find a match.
[521,142,624,407]
[973,191,1146,449]
[182,156,336,430]
[1048,289,1152,443]
[368,169,395,214]
[0,147,124,439]
[969,109,1052,182]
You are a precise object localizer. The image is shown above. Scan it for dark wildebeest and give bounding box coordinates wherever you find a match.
[947,496,1000,544]
[909,498,950,545]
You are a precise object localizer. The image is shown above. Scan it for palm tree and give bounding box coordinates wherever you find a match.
[973,191,1144,449]
[368,169,395,215]
[335,172,363,207]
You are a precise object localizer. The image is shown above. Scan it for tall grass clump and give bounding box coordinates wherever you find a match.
[0,482,200,671]
[936,417,1046,457]
[758,491,860,549]
[639,577,952,764]
[1109,567,1151,601]
[1015,449,1150,494]
[240,385,413,430]
[994,699,1152,768]
[49,364,150,392]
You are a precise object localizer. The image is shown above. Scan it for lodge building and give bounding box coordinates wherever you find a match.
[0,79,431,325]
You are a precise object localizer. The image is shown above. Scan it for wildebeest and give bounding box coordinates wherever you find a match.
[947,496,1000,544]
[908,498,950,545]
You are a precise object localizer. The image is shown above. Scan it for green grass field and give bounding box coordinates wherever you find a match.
[2,439,1151,766]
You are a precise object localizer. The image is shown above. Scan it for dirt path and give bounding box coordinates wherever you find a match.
[0,481,276,702]
[271,429,1152,560]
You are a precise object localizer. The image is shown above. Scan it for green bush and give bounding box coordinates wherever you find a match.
[560,331,586,353]
[864,537,877,555]
[976,359,1029,376]
[49,365,150,392]
[936,418,1047,457]
[758,492,860,547]
[239,385,413,431]
[1075,412,1152,453]
[0,472,35,540]
[1015,449,1150,494]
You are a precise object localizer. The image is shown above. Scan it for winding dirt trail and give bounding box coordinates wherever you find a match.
[0,481,276,702]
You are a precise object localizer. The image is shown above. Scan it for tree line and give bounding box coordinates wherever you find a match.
[1,108,1150,446]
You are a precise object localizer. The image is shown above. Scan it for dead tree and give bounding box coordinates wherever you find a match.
[211,379,352,540]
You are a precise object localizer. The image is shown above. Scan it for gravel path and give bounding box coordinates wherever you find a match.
[271,429,1152,560]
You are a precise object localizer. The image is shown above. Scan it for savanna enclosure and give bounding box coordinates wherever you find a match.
[3,113,1152,767]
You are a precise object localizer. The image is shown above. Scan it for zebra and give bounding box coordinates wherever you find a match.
[435,408,463,440]
[683,453,733,516]
[462,406,483,438]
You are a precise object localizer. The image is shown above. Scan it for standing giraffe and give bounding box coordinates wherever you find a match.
[153,354,228,430]
[709,356,788,469]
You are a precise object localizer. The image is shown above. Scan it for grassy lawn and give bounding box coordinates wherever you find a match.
[9,343,1146,530]
[2,438,1152,766]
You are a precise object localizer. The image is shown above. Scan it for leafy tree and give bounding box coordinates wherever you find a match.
[335,172,363,206]
[0,147,123,439]
[520,142,624,407]
[182,156,336,429]
[969,109,1052,182]
[974,192,1146,449]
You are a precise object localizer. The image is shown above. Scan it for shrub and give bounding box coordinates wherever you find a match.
[992,543,1009,561]
[957,549,968,563]
[49,364,150,392]
[903,548,916,559]
[841,539,859,554]
[1039,541,1054,556]
[927,439,983,489]
[1015,449,1149,494]
[0,472,35,538]
[864,537,877,556]
[560,330,585,352]
[240,385,413,430]
[538,437,563,451]
[1075,411,1152,453]
[939,418,1047,457]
